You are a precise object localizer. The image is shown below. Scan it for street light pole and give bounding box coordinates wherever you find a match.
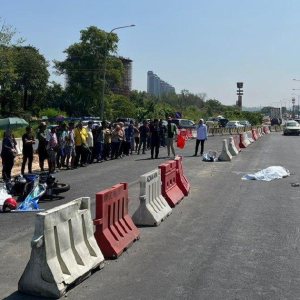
[100,24,135,121]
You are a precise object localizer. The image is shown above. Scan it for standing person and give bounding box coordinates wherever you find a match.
[134,121,140,153]
[46,126,58,173]
[57,123,67,169]
[137,120,149,154]
[193,119,208,156]
[150,119,161,159]
[65,122,76,170]
[74,122,89,167]
[166,117,177,158]
[1,130,17,181]
[118,122,126,158]
[37,122,48,171]
[95,125,104,163]
[103,122,111,161]
[86,121,94,164]
[111,125,123,160]
[124,124,134,156]
[55,124,62,169]
[159,119,167,147]
[21,126,35,175]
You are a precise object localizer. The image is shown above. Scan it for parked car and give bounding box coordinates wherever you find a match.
[225,121,244,128]
[294,119,300,124]
[82,120,102,128]
[283,121,300,135]
[115,118,135,126]
[170,119,195,129]
[239,120,251,127]
[218,118,229,127]
[206,120,215,127]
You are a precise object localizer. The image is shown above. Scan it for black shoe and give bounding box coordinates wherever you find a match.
[192,154,197,157]
[151,156,154,159]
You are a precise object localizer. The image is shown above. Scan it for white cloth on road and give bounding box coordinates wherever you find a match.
[241,166,290,181]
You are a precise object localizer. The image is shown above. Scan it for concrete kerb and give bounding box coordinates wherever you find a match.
[132,169,172,226]
[18,197,104,298]
[228,137,239,156]
[218,139,232,161]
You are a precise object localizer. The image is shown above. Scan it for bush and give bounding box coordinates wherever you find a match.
[39,108,67,119]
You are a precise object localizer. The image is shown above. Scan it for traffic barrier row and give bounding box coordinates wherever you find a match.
[219,127,268,161]
[178,128,194,141]
[19,156,191,298]
[207,126,262,136]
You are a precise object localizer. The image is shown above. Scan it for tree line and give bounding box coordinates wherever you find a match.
[0,18,263,125]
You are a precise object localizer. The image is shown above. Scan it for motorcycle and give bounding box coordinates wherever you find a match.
[8,172,70,200]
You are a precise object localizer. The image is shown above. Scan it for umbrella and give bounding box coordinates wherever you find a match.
[0,118,29,130]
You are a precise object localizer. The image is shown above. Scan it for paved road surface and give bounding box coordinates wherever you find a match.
[2,132,300,300]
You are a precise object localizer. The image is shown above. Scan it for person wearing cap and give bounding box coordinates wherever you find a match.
[1,130,17,180]
[150,119,161,159]
[193,119,208,156]
[166,117,177,158]
[37,122,48,171]
[21,126,35,175]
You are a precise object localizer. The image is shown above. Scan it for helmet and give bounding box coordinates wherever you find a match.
[3,198,17,211]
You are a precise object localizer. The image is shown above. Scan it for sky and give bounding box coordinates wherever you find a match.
[1,0,300,108]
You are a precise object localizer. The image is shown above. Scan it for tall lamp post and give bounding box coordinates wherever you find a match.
[100,24,135,121]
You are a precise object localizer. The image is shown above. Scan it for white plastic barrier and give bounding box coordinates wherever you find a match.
[218,139,232,161]
[228,137,239,156]
[246,131,254,143]
[132,169,172,226]
[15,137,23,155]
[18,197,104,298]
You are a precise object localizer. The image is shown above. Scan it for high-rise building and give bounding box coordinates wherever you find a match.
[147,71,175,98]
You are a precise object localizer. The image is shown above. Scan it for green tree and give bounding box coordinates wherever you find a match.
[54,26,125,117]
[13,46,49,111]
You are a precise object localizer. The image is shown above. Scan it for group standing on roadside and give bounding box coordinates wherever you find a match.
[1,117,207,179]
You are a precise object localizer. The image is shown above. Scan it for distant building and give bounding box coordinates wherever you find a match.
[110,56,133,97]
[147,71,175,98]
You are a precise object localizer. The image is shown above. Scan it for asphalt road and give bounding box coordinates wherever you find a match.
[2,132,300,300]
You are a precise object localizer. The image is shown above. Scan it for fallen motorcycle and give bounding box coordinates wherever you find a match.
[8,172,70,200]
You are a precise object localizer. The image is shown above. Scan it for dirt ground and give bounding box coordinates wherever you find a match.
[0,154,48,177]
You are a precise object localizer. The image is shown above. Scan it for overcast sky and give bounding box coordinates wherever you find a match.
[2,0,300,107]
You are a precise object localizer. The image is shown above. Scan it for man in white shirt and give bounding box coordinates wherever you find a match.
[193,119,207,156]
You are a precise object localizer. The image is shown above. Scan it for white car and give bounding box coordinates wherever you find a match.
[239,120,251,127]
[283,121,300,135]
[225,121,244,128]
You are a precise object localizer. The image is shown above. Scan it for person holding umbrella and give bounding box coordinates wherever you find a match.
[1,129,17,181]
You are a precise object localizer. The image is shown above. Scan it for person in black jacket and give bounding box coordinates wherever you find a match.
[1,130,17,181]
[21,126,35,175]
[150,119,161,159]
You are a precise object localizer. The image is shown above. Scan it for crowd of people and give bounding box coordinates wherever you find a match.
[1,116,206,181]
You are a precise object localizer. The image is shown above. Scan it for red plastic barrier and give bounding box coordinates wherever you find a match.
[251,129,258,141]
[263,126,269,134]
[186,128,193,139]
[239,133,248,148]
[233,135,241,152]
[179,129,188,140]
[175,156,190,196]
[94,182,140,259]
[159,161,184,207]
